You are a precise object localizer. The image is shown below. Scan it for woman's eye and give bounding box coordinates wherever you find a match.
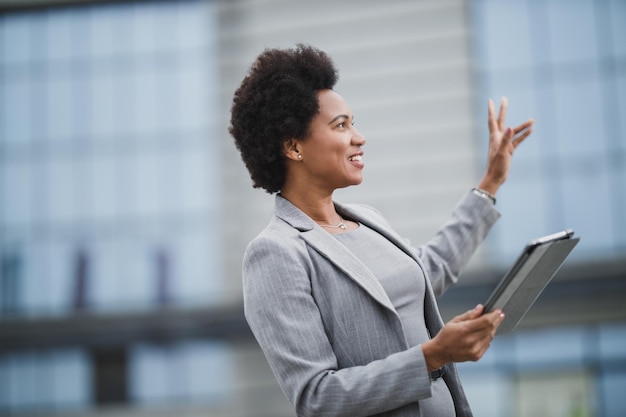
[336,119,354,129]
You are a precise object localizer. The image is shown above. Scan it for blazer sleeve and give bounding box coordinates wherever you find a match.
[243,233,433,417]
[415,190,501,297]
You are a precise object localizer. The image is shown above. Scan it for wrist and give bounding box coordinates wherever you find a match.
[477,176,501,197]
[422,340,447,372]
[472,187,496,205]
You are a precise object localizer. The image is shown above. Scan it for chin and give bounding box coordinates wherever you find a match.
[346,178,364,188]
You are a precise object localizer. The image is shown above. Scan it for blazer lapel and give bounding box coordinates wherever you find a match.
[274,195,396,313]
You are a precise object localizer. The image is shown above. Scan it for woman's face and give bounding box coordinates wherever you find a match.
[297,89,366,191]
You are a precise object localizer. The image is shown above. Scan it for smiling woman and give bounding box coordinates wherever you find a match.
[281,89,366,214]
[228,44,533,417]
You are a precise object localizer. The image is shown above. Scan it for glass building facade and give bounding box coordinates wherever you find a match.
[464,1,626,416]
[0,0,222,317]
[0,0,232,413]
[472,0,626,264]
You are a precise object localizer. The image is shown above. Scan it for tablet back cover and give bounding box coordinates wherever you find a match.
[489,237,580,335]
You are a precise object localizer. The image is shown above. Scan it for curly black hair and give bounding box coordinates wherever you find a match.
[229,44,339,194]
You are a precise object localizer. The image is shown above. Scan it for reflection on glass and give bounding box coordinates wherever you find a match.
[155,247,171,306]
[72,248,90,311]
[1,247,22,315]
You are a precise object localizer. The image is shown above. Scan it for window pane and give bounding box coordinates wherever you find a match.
[617,74,626,151]
[133,1,180,54]
[2,76,33,145]
[158,148,183,215]
[88,5,118,59]
[546,0,599,63]
[43,156,76,224]
[91,238,119,310]
[474,0,533,71]
[458,372,509,417]
[90,71,118,139]
[47,240,80,314]
[0,13,35,65]
[130,344,175,402]
[130,150,160,217]
[45,8,77,61]
[46,74,75,141]
[179,61,210,130]
[490,176,550,263]
[1,159,34,226]
[133,67,159,134]
[183,341,233,401]
[610,0,626,56]
[130,341,233,403]
[515,370,595,417]
[90,153,119,220]
[180,145,213,212]
[600,371,626,417]
[5,351,41,410]
[553,72,606,157]
[115,237,152,309]
[560,163,614,256]
[175,228,221,305]
[514,328,586,366]
[153,66,181,132]
[178,0,212,50]
[23,241,46,314]
[50,349,91,407]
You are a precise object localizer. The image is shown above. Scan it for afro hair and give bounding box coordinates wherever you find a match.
[229,44,339,193]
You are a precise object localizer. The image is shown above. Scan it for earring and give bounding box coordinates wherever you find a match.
[297,154,302,160]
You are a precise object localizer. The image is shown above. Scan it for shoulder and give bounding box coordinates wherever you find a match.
[242,217,314,306]
[243,215,310,272]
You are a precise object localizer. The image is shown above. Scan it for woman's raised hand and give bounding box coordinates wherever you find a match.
[477,97,534,196]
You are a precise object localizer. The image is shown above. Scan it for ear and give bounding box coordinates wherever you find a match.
[283,138,302,161]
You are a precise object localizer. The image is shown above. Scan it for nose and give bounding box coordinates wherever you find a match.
[352,127,366,146]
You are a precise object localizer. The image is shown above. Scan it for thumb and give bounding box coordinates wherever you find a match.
[451,304,484,323]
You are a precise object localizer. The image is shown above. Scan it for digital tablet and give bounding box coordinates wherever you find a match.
[484,229,580,335]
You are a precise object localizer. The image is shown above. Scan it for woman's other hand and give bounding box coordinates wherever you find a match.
[422,304,505,371]
[477,97,534,196]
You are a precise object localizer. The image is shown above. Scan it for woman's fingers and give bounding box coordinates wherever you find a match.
[510,119,534,148]
[487,99,498,131]
[497,97,508,131]
[512,119,534,134]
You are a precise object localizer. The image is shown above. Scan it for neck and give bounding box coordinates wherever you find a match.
[280,182,340,225]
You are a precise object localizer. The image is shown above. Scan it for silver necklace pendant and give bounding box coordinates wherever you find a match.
[321,216,347,229]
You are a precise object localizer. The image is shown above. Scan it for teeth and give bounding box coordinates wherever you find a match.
[349,155,362,161]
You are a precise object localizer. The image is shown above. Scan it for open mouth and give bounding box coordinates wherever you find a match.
[348,154,362,162]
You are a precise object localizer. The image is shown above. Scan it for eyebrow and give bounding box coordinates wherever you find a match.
[327,114,350,125]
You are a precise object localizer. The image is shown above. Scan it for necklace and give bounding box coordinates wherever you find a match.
[320,216,347,230]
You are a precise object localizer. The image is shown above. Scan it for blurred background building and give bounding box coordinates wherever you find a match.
[0,0,624,416]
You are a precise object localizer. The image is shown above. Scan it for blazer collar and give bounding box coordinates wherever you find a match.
[274,194,416,253]
[274,194,418,314]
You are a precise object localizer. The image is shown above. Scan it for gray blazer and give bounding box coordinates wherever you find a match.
[243,191,500,417]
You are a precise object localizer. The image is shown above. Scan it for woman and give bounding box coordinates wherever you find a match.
[229,44,533,417]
